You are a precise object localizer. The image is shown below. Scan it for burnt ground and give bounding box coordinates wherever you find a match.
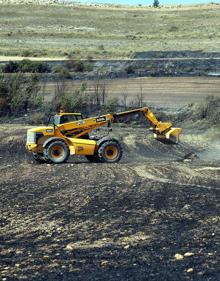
[0,124,220,281]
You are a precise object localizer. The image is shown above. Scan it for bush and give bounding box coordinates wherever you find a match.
[125,65,135,74]
[65,60,93,72]
[19,60,51,73]
[102,98,119,113]
[52,65,72,79]
[29,112,44,125]
[169,26,179,32]
[2,60,51,73]
[2,61,19,73]
[22,50,32,57]
[0,73,42,115]
[52,90,84,113]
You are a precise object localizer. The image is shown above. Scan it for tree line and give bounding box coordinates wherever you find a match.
[0,71,148,124]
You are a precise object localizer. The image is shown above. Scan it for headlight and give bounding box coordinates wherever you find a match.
[26,131,36,144]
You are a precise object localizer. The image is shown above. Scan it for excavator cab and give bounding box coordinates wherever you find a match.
[54,113,83,125]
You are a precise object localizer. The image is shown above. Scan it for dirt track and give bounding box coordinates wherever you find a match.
[1,125,220,281]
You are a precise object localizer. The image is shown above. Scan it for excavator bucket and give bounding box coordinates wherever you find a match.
[154,127,182,144]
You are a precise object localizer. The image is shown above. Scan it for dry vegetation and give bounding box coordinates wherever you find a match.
[43,77,220,109]
[0,2,220,58]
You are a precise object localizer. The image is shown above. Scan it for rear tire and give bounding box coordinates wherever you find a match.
[44,141,69,164]
[97,140,122,163]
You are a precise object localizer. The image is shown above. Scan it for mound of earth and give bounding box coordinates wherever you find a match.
[0,125,196,164]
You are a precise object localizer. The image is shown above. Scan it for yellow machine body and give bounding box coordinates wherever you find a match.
[26,107,182,164]
[26,126,96,156]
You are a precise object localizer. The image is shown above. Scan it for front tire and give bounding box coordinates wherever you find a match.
[44,141,69,164]
[97,140,122,163]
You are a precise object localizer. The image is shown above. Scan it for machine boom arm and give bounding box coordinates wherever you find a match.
[112,107,181,143]
[55,107,181,144]
[113,107,172,133]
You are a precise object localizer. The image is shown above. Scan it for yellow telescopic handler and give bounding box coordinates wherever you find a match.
[26,107,182,164]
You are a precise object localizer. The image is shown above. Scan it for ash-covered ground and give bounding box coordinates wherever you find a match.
[0,124,220,281]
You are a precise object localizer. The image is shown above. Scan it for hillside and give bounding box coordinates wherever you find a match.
[0,2,220,58]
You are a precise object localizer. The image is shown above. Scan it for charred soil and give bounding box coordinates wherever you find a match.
[0,125,220,281]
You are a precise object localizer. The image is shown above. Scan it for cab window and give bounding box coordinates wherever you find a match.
[60,114,82,124]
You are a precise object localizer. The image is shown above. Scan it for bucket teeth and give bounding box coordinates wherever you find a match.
[154,127,182,144]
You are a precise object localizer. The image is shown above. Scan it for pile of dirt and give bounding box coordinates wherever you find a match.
[0,125,196,165]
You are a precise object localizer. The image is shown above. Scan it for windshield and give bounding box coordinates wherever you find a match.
[53,115,60,126]
[53,114,83,125]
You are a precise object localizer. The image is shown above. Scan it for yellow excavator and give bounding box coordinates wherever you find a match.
[26,107,182,164]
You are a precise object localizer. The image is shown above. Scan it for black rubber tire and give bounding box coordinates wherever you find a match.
[97,140,122,163]
[32,153,47,163]
[85,155,100,163]
[44,141,69,164]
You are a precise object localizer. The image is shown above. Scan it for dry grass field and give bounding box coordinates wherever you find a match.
[0,2,220,58]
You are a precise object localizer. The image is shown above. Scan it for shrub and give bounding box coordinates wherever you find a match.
[52,65,72,79]
[98,45,105,51]
[18,60,50,73]
[169,26,179,32]
[65,60,93,72]
[52,90,84,113]
[29,112,44,125]
[125,65,135,74]
[74,60,85,72]
[2,60,51,73]
[102,98,119,113]
[22,50,32,57]
[2,61,19,73]
[0,73,42,115]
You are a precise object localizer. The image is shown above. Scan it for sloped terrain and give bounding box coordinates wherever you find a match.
[0,3,220,58]
[0,125,220,281]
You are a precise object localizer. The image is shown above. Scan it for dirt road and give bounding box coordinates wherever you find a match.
[0,125,220,280]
